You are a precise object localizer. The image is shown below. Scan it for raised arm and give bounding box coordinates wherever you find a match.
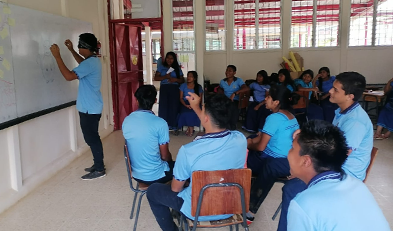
[50,44,78,81]
[65,39,84,64]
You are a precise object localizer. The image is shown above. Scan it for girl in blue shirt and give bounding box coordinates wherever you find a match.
[242,70,271,132]
[154,52,184,133]
[375,78,393,139]
[313,66,338,123]
[178,71,203,136]
[245,85,300,222]
[278,69,295,92]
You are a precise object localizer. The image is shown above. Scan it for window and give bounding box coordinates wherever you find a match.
[233,0,281,50]
[291,0,340,48]
[206,0,226,51]
[350,0,393,46]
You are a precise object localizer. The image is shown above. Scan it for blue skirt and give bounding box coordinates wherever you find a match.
[178,104,200,128]
[377,103,393,132]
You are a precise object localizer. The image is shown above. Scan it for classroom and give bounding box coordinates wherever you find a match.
[0,0,392,230]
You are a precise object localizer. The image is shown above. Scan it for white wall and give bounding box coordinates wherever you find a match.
[0,0,113,214]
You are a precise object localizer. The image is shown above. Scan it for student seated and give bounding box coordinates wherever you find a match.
[374,77,393,139]
[178,71,203,136]
[242,70,271,133]
[245,84,299,224]
[294,70,324,121]
[287,120,389,231]
[278,72,373,231]
[313,66,338,123]
[277,69,295,92]
[146,93,247,231]
[122,85,174,185]
[219,65,249,130]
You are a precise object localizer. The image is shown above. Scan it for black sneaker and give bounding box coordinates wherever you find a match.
[246,216,254,225]
[84,165,106,172]
[81,171,106,180]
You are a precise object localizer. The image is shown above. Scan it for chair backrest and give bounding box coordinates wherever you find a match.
[363,147,378,183]
[191,168,251,217]
[124,143,134,181]
[238,90,251,109]
[293,91,309,109]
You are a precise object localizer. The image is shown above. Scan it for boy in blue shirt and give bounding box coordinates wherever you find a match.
[147,93,247,231]
[277,72,373,231]
[122,85,173,184]
[287,120,389,231]
[50,33,105,180]
[219,65,249,130]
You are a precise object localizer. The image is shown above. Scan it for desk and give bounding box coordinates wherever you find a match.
[362,91,386,119]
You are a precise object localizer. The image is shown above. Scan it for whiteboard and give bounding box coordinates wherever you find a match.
[0,2,92,124]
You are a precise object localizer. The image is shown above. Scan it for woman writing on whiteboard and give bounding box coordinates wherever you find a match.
[154,52,184,135]
[50,33,105,180]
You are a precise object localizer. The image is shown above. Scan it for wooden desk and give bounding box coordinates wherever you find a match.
[362,91,386,119]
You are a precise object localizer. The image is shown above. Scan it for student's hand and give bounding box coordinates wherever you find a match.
[247,138,253,146]
[316,73,322,78]
[168,77,177,83]
[64,39,73,51]
[50,44,61,58]
[186,105,192,109]
[254,104,261,111]
[230,93,236,101]
[186,92,201,109]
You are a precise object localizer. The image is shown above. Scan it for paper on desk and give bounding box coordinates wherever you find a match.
[367,90,384,96]
[166,67,174,74]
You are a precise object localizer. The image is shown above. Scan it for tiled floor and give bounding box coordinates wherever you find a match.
[0,128,393,231]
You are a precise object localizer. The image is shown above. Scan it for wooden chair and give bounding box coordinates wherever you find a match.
[293,91,310,127]
[272,146,378,221]
[179,169,252,231]
[238,90,251,121]
[123,142,149,231]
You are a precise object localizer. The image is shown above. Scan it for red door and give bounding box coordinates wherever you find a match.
[111,24,143,130]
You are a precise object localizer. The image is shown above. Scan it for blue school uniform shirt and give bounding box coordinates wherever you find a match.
[179,83,204,102]
[294,79,313,98]
[278,82,294,92]
[288,172,390,231]
[122,110,170,181]
[249,82,270,102]
[72,56,103,114]
[316,76,336,94]
[332,102,373,181]
[261,112,299,158]
[157,65,183,85]
[219,77,245,101]
[173,130,247,221]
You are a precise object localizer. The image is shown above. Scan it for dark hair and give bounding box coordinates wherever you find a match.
[278,69,294,87]
[297,120,349,173]
[299,69,314,80]
[188,71,200,96]
[269,84,300,110]
[204,94,232,129]
[335,72,366,101]
[79,33,98,52]
[256,70,269,85]
[163,52,181,79]
[318,67,330,90]
[227,65,237,72]
[269,73,279,84]
[134,85,157,110]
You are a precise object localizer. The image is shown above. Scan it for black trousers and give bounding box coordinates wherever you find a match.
[79,112,105,172]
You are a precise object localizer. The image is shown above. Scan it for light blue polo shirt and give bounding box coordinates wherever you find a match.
[249,83,270,102]
[294,79,313,98]
[261,112,299,158]
[157,65,183,85]
[316,76,336,94]
[332,102,373,181]
[173,130,247,221]
[73,56,103,114]
[179,83,203,102]
[122,110,170,181]
[288,172,390,231]
[219,77,245,101]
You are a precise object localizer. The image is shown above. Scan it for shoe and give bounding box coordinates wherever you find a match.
[81,170,106,180]
[246,216,254,226]
[173,130,179,136]
[84,165,106,172]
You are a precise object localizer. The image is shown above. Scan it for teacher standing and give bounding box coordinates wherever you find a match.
[50,33,105,180]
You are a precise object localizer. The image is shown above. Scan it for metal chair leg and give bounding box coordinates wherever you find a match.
[133,191,146,231]
[272,202,282,220]
[230,225,233,231]
[130,191,138,219]
[236,224,239,231]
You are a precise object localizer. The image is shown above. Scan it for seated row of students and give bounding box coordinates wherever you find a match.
[122,81,389,231]
[374,77,393,140]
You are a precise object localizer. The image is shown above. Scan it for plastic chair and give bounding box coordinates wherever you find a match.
[179,169,251,231]
[123,143,149,231]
